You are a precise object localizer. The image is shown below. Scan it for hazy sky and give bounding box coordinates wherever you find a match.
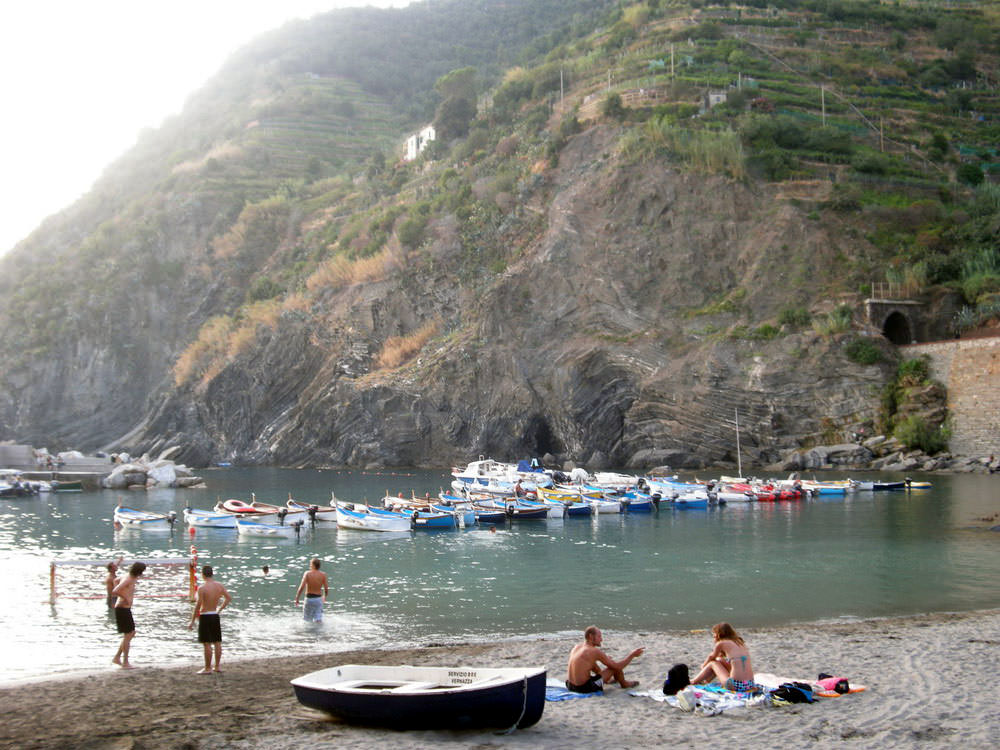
[0,1,413,255]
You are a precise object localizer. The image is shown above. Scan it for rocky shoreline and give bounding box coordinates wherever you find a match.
[766,434,999,475]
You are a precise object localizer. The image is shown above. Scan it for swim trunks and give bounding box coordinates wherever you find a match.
[565,675,603,694]
[198,613,222,643]
[726,677,756,692]
[303,595,323,622]
[114,607,135,634]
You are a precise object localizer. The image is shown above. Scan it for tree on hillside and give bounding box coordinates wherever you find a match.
[433,67,479,140]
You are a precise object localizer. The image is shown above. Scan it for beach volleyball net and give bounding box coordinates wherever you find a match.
[50,548,198,604]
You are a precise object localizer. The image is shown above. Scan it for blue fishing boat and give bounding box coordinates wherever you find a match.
[291,664,546,730]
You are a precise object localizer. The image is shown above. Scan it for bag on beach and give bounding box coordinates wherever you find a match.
[817,673,850,694]
[662,663,690,695]
[771,681,815,704]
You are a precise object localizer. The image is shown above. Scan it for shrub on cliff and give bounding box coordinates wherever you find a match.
[894,415,950,454]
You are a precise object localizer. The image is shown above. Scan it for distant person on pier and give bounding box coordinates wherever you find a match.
[295,558,329,623]
[566,625,643,692]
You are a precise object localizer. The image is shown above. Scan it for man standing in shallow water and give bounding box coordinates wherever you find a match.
[295,558,329,622]
[111,562,146,669]
[189,565,232,674]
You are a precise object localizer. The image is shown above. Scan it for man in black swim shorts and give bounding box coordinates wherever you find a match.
[111,562,145,669]
[189,565,232,674]
[566,625,644,692]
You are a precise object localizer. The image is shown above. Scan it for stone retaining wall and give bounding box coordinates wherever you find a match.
[903,337,1000,457]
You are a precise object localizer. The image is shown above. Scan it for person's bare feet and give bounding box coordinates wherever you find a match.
[213,668,223,673]
[119,663,136,670]
[197,668,212,674]
[620,680,639,688]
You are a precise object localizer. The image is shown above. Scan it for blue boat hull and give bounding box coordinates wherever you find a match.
[292,669,546,729]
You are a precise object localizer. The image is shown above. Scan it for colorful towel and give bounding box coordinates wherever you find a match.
[545,677,603,701]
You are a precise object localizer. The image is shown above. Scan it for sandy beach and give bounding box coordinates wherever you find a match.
[2,609,997,749]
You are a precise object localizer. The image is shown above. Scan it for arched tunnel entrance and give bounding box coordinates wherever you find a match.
[523,415,562,458]
[882,311,913,345]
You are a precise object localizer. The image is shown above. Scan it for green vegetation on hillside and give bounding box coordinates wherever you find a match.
[2,0,1000,407]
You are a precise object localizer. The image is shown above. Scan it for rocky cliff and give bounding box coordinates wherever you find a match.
[135,126,898,469]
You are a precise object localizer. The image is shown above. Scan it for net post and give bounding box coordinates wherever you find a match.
[49,562,56,604]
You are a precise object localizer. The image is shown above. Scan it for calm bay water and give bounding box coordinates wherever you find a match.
[1,467,998,684]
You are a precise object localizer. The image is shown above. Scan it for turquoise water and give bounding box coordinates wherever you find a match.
[1,467,998,683]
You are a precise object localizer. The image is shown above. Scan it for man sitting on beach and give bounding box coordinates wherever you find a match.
[566,625,643,692]
[188,565,232,674]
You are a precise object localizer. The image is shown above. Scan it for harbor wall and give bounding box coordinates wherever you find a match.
[903,337,1000,458]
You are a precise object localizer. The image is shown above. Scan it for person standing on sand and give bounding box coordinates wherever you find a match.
[690,622,755,692]
[566,625,643,692]
[295,558,329,622]
[188,565,232,674]
[111,562,145,669]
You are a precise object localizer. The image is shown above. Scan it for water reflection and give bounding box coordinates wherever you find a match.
[1,469,998,683]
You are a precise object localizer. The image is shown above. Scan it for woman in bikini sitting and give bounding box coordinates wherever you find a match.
[691,622,755,692]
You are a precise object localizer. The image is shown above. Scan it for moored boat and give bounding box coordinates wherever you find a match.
[335,503,412,532]
[114,505,177,530]
[183,507,237,528]
[290,664,546,730]
[235,516,304,538]
[288,498,337,522]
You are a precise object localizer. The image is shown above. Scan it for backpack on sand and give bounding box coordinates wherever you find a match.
[662,663,690,695]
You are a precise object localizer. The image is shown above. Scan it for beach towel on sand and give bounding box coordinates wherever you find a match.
[546,678,603,701]
[631,673,865,714]
[630,685,767,714]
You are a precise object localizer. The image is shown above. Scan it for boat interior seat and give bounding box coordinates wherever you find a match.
[388,681,449,692]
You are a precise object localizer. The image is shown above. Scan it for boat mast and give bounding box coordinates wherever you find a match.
[735,408,743,479]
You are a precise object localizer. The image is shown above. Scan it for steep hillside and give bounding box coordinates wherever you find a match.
[1,0,997,468]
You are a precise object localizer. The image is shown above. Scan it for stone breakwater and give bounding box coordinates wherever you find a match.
[100,446,205,490]
[770,435,999,474]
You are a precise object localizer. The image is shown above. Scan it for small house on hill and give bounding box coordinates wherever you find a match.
[405,125,436,161]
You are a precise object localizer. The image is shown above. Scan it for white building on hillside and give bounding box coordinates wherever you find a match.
[405,124,436,161]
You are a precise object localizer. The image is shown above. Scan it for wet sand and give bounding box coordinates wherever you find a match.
[2,609,997,749]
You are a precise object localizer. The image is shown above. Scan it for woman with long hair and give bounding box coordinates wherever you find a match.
[691,622,755,692]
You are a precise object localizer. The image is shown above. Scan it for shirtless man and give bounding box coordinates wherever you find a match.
[104,558,122,609]
[565,625,643,692]
[295,558,329,622]
[111,562,146,668]
[188,565,232,674]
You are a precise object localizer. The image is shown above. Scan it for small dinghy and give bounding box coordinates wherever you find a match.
[216,498,273,515]
[114,505,177,530]
[235,514,304,538]
[335,503,412,532]
[183,507,237,529]
[291,664,546,730]
[288,496,337,522]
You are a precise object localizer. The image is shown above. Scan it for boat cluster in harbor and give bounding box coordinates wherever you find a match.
[0,468,83,496]
[112,457,929,539]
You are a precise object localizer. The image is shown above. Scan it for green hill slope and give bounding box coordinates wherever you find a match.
[1,0,997,468]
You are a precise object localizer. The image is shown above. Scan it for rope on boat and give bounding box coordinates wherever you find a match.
[497,674,529,735]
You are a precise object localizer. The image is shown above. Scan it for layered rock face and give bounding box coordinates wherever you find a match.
[130,128,898,469]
